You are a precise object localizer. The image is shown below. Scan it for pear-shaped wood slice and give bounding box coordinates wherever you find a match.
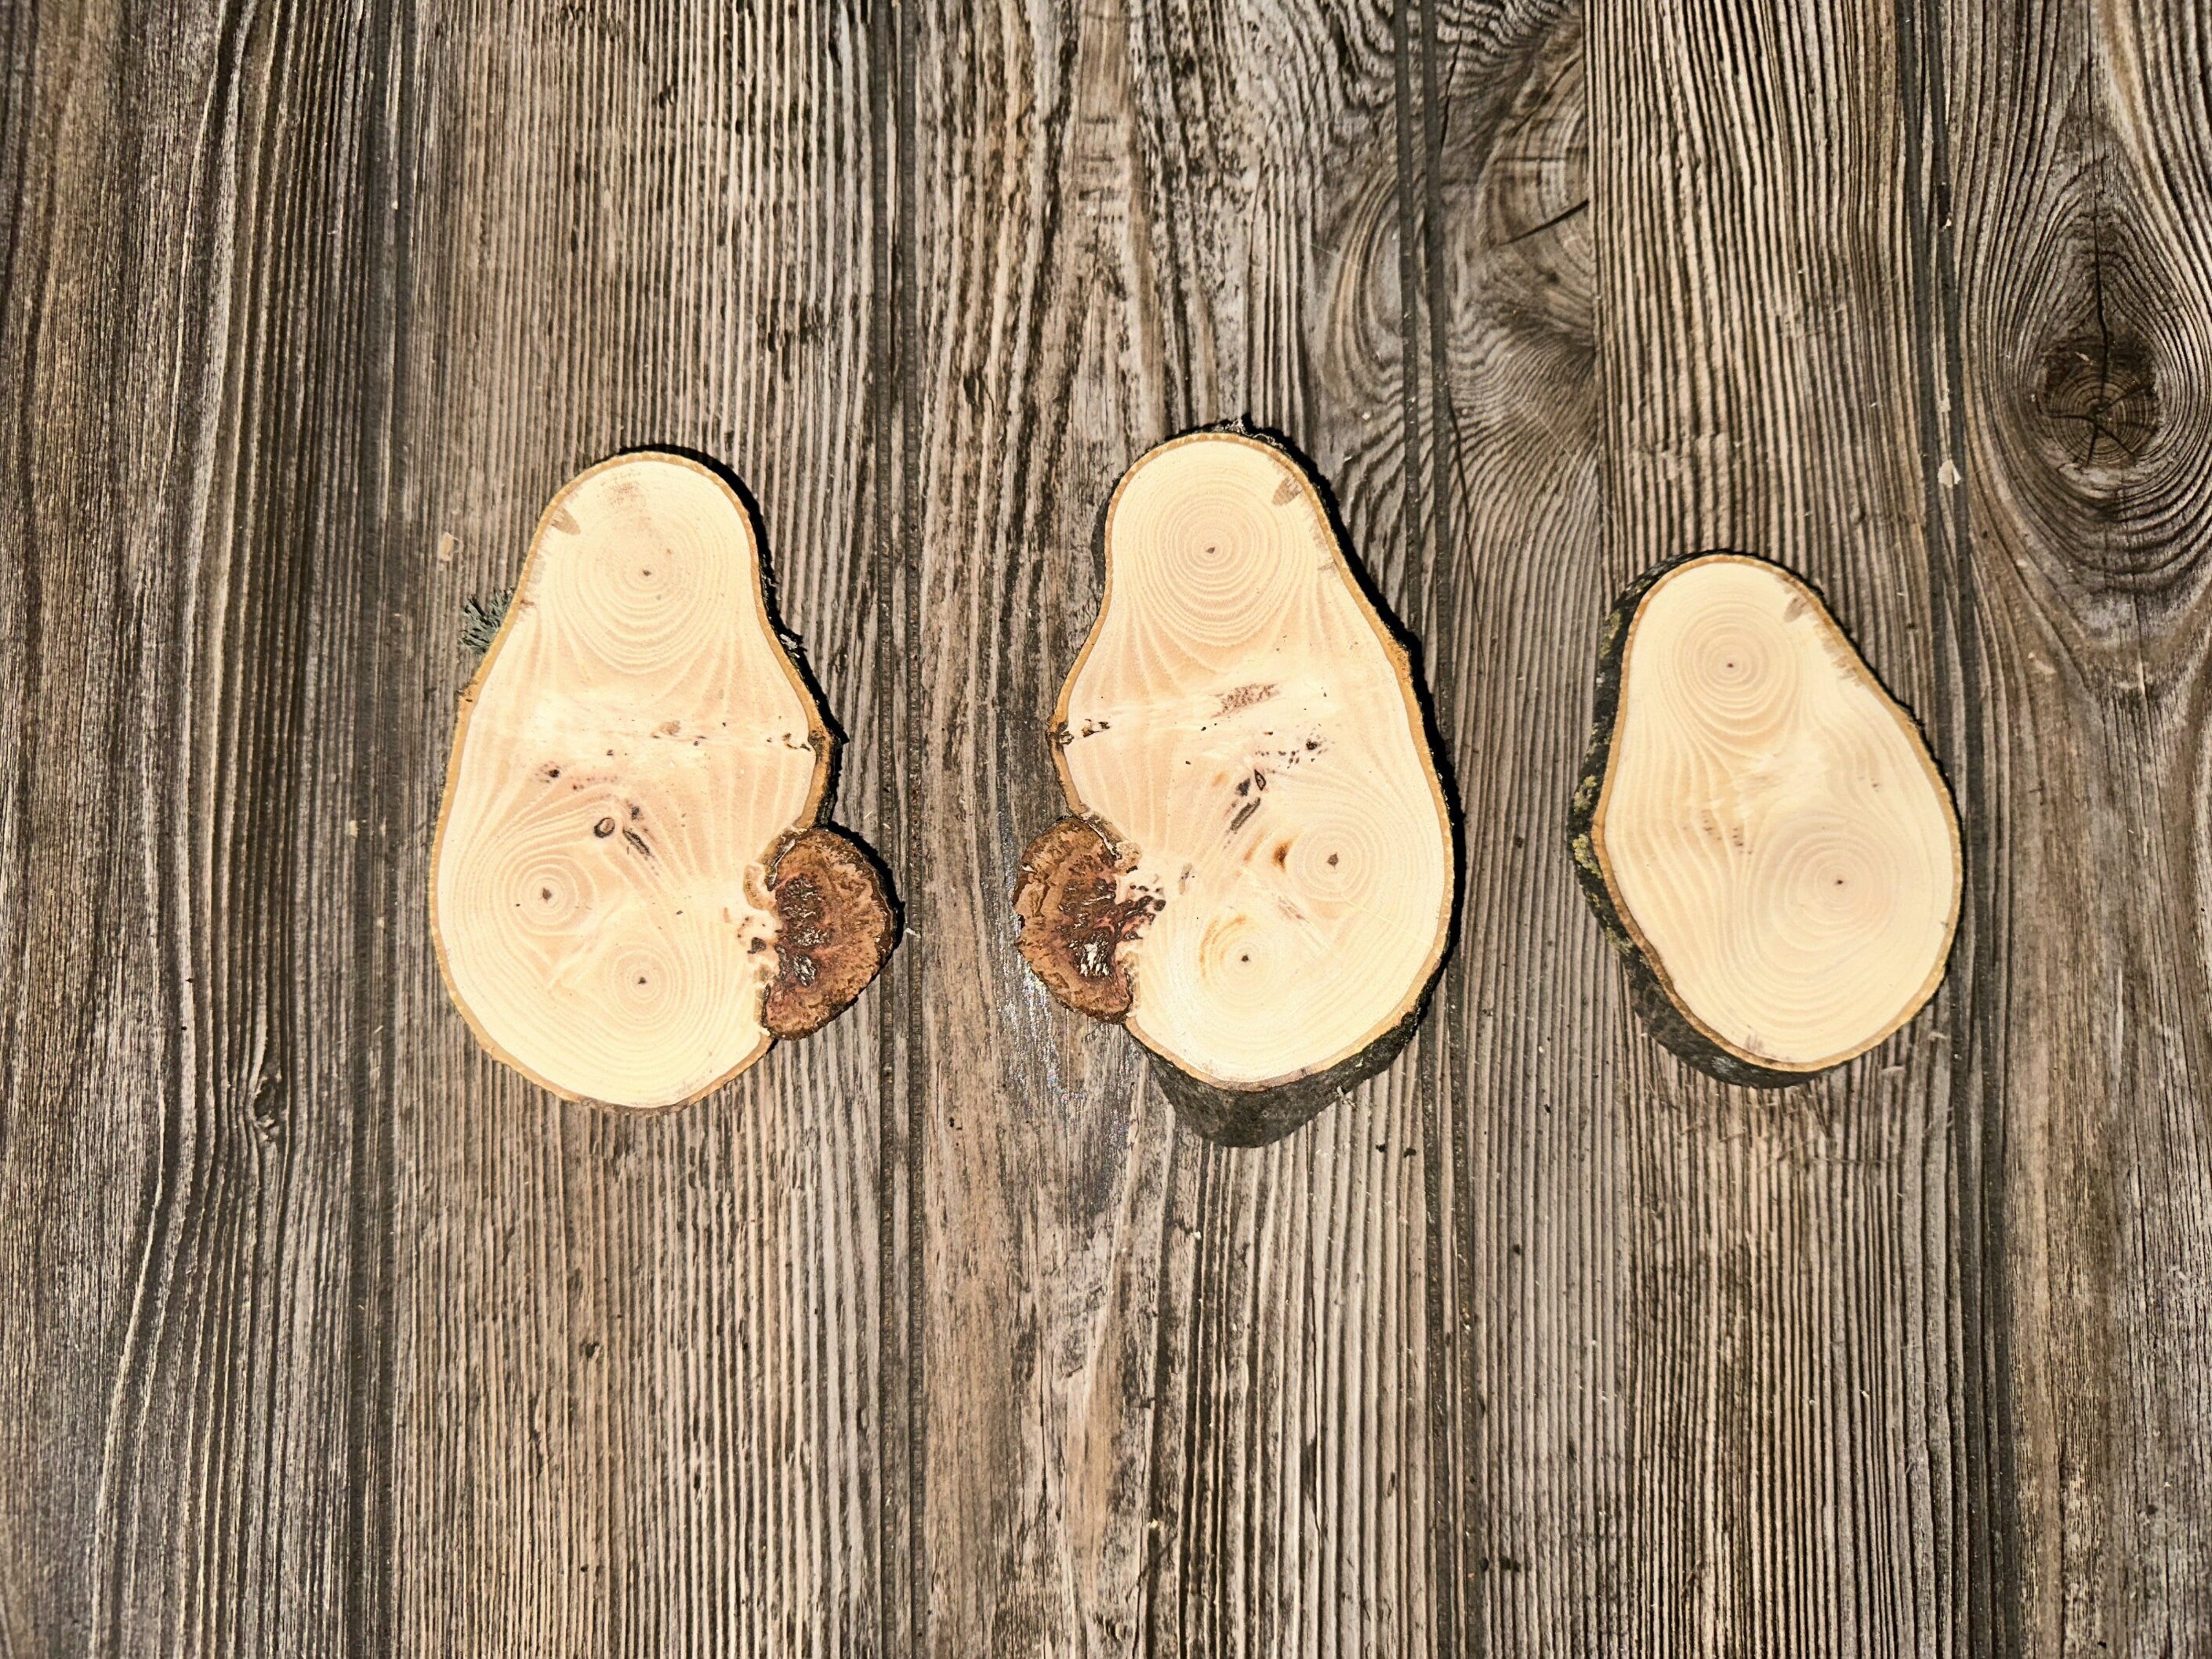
[1568,551,1961,1085]
[433,453,895,1111]
[1016,429,1456,1107]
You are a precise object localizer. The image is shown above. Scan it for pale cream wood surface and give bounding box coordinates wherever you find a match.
[1592,555,1960,1071]
[1054,432,1454,1090]
[432,454,829,1110]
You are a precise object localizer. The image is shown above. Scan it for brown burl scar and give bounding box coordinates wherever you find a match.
[764,828,897,1038]
[1012,816,1161,1021]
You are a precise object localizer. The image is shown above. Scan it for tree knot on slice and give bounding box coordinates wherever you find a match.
[1013,816,1160,1022]
[763,829,898,1039]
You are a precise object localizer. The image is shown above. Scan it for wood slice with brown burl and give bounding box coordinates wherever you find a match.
[1015,428,1456,1136]
[432,453,895,1111]
[1568,551,1961,1085]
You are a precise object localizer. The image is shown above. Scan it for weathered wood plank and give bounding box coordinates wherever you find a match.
[1570,0,2000,1648]
[0,2,408,1651]
[1413,5,1615,1643]
[9,0,2212,1650]
[895,5,1177,1646]
[0,2,899,1654]
[1940,0,2212,1646]
[901,0,1449,1649]
[1126,1,1448,1651]
[381,3,896,1654]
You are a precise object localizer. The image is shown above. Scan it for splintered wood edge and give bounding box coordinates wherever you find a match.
[1040,422,1458,1097]
[1566,549,1964,1085]
[429,450,842,1112]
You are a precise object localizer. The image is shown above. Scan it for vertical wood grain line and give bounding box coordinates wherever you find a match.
[884,0,930,1647]
[1395,0,1471,1648]
[1893,0,2021,1649]
[341,2,408,1652]
[866,0,906,1643]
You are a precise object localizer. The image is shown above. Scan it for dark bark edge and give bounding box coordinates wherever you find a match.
[1147,993,1430,1146]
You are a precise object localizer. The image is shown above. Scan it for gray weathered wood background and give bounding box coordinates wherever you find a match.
[4,0,2209,1651]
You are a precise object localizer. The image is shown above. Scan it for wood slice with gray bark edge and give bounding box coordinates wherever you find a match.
[432,453,894,1111]
[1016,429,1455,1122]
[1568,551,1961,1086]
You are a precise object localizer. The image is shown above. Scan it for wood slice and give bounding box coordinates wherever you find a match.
[1017,428,1456,1101]
[1569,551,1961,1085]
[432,453,894,1110]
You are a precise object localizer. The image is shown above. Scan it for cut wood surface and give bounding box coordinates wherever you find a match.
[1018,429,1454,1096]
[5,0,2210,1652]
[433,453,893,1110]
[1572,551,1960,1081]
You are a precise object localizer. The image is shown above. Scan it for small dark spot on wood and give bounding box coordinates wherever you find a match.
[593,817,615,838]
[622,828,652,858]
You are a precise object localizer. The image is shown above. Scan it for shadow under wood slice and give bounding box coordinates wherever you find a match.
[431,451,897,1111]
[1568,550,1961,1085]
[1014,424,1456,1144]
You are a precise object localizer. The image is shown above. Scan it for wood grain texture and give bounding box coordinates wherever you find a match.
[3,1,898,1654]
[5,0,2212,1652]
[1,4,409,1651]
[901,0,1457,1649]
[1571,0,2000,1649]
[1942,0,2212,1646]
[383,5,897,1652]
